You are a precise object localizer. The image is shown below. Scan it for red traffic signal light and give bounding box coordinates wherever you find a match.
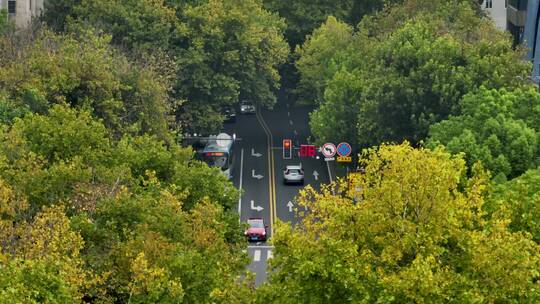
[283,139,292,159]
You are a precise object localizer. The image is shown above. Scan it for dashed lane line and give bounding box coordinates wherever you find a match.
[253,250,261,262]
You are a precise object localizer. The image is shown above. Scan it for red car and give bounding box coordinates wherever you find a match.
[245,218,267,242]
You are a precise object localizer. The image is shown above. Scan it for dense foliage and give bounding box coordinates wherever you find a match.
[298,0,530,148]
[0,28,174,139]
[490,167,540,242]
[261,143,540,303]
[43,0,289,134]
[0,105,250,302]
[428,87,540,181]
[263,0,393,47]
[1,0,540,302]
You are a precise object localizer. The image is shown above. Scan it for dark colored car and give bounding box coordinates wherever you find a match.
[222,106,237,123]
[245,218,267,241]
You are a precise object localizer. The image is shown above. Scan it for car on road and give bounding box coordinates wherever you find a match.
[283,164,304,185]
[245,218,267,242]
[222,106,237,123]
[239,100,256,114]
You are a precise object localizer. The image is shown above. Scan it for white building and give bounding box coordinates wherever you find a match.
[0,0,44,28]
[482,0,507,30]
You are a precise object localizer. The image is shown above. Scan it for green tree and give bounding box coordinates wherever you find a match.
[263,0,393,47]
[0,106,252,302]
[263,0,354,47]
[72,0,180,50]
[42,0,81,32]
[295,16,355,105]
[173,0,288,133]
[0,28,175,138]
[428,87,540,181]
[0,181,88,303]
[260,143,540,303]
[304,0,530,147]
[73,181,249,303]
[50,0,288,135]
[490,167,540,242]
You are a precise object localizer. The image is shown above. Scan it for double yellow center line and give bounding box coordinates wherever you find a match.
[255,107,277,236]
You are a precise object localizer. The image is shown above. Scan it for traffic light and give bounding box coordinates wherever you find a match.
[283,139,292,159]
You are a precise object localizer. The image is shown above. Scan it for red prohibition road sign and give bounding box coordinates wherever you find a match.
[321,143,336,158]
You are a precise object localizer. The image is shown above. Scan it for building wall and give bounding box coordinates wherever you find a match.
[0,0,44,28]
[524,0,540,77]
[482,0,508,29]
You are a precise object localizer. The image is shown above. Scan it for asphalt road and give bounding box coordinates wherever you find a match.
[224,92,330,286]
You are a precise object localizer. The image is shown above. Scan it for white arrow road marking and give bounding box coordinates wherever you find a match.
[313,170,319,180]
[252,170,263,179]
[251,148,262,158]
[253,250,261,262]
[287,201,294,213]
[251,200,264,211]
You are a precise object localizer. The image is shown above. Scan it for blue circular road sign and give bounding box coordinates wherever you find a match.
[336,142,352,157]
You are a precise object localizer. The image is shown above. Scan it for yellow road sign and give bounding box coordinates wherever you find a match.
[336,156,352,162]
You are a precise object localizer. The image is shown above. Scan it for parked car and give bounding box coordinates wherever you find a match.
[222,106,237,123]
[245,218,267,241]
[239,100,256,114]
[283,164,304,184]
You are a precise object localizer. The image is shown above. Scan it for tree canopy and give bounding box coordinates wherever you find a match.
[428,87,540,181]
[261,143,540,303]
[0,105,251,302]
[43,0,289,135]
[0,28,175,139]
[297,0,530,147]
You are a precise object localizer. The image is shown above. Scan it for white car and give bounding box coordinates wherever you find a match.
[239,101,256,114]
[283,164,304,184]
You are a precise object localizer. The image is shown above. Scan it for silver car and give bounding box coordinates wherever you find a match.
[283,164,304,184]
[239,101,256,114]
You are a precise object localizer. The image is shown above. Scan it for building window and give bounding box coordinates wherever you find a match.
[8,1,16,14]
[486,0,493,8]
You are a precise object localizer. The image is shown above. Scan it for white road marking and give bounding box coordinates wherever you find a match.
[250,200,264,211]
[294,130,298,136]
[238,149,244,220]
[251,148,262,157]
[251,169,263,179]
[286,201,294,212]
[248,245,274,249]
[289,120,293,125]
[287,111,290,116]
[267,250,273,260]
[253,250,261,262]
[313,170,319,180]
